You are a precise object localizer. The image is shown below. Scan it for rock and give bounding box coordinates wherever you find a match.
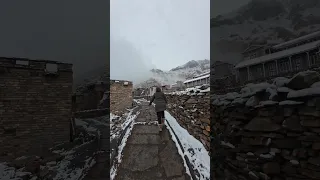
[301,118,320,127]
[244,117,281,132]
[245,96,260,107]
[287,71,320,90]
[262,162,280,174]
[281,163,297,174]
[200,118,210,124]
[273,138,301,149]
[308,157,320,166]
[282,115,304,131]
[313,142,320,150]
[299,107,320,117]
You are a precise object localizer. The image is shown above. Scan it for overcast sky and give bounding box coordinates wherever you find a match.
[110,0,210,81]
[0,1,109,78]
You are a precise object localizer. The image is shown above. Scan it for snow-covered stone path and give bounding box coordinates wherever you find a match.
[113,103,191,180]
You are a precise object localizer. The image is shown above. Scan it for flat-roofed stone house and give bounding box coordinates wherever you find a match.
[235,31,320,84]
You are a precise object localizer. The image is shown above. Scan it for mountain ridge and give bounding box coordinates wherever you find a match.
[211,0,320,64]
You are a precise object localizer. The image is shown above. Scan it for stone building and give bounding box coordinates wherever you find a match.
[0,57,73,160]
[110,80,133,115]
[73,81,108,111]
[184,71,210,88]
[235,31,320,84]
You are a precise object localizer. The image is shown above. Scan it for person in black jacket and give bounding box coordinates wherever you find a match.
[149,87,167,131]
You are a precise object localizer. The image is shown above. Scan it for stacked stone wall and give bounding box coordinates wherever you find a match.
[166,92,210,151]
[110,80,133,115]
[212,70,320,179]
[0,57,73,160]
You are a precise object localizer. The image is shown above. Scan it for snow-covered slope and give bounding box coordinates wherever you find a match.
[211,0,320,64]
[136,59,210,88]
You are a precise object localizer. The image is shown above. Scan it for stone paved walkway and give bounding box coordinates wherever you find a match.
[115,103,191,180]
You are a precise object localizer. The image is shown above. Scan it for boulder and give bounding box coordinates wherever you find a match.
[287,71,320,90]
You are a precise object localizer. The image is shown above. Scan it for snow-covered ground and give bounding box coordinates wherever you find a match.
[110,108,140,180]
[165,111,210,180]
[167,85,210,96]
[0,117,102,180]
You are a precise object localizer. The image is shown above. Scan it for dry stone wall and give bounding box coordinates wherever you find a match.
[166,88,210,151]
[0,58,73,161]
[110,80,133,115]
[212,70,320,180]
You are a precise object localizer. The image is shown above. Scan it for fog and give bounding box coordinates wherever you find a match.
[110,37,155,84]
[0,0,109,79]
[110,0,210,83]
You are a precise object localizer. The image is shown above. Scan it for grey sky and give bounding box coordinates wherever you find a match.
[211,0,250,18]
[0,1,109,78]
[110,0,210,81]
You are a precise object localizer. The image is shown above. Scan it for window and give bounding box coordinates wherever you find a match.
[292,58,302,71]
[278,60,290,74]
[266,62,276,77]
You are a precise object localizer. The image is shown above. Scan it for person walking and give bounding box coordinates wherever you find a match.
[149,87,167,132]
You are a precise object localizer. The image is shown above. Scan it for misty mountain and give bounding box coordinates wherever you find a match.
[211,0,320,64]
[136,59,210,88]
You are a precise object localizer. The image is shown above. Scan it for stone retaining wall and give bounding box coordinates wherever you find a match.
[166,93,210,151]
[212,70,320,179]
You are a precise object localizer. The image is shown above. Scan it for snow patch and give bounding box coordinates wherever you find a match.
[165,112,210,180]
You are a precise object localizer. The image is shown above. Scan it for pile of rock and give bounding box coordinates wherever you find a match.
[212,70,320,179]
[166,91,210,151]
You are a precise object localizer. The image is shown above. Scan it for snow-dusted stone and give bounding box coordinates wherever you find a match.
[256,100,278,108]
[273,77,290,87]
[231,97,248,105]
[246,96,260,107]
[277,87,292,93]
[287,87,320,99]
[287,71,320,90]
[241,83,274,98]
[224,92,240,101]
[311,81,320,88]
[244,117,281,132]
[279,100,304,106]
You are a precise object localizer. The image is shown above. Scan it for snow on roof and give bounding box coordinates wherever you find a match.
[273,31,320,49]
[194,71,210,78]
[235,40,320,69]
[183,74,210,84]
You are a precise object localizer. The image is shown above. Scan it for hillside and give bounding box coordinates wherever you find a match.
[136,59,210,88]
[211,0,320,64]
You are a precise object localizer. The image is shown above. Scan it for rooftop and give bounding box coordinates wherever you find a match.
[235,39,320,69]
[184,74,210,84]
[272,30,320,49]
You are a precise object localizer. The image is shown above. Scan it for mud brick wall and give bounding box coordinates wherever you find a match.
[166,93,210,151]
[0,57,73,160]
[110,80,133,115]
[211,70,320,180]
